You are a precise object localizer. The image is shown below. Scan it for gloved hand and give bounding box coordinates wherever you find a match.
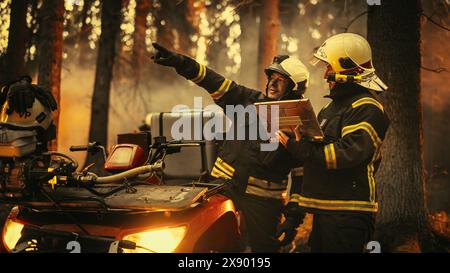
[152,43,184,68]
[276,202,306,247]
[6,76,35,115]
[34,86,57,111]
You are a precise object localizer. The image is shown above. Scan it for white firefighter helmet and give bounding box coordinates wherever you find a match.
[0,99,53,131]
[265,55,310,91]
[311,33,388,92]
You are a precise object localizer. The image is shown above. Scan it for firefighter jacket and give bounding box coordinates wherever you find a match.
[286,84,389,213]
[174,56,300,199]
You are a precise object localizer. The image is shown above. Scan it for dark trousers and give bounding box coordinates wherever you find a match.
[223,183,284,253]
[308,213,375,253]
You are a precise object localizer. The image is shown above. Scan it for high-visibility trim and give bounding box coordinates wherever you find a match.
[191,64,206,83]
[291,167,304,177]
[297,195,378,212]
[210,79,232,100]
[342,122,382,203]
[245,185,285,199]
[247,176,287,191]
[324,143,337,169]
[246,176,287,199]
[216,157,235,175]
[214,162,233,177]
[342,122,382,149]
[322,101,332,111]
[352,97,384,112]
[211,166,232,180]
[289,193,301,203]
[367,163,376,203]
[210,157,235,180]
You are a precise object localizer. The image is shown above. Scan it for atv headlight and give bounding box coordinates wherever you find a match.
[2,218,24,252]
[122,226,187,253]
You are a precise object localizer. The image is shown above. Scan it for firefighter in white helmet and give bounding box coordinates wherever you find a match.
[152,43,308,252]
[0,76,58,150]
[276,33,389,252]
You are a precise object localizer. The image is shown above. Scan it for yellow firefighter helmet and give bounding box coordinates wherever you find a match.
[265,55,310,91]
[312,33,388,92]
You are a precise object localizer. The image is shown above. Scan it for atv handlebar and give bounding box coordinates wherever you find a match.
[69,145,89,152]
[74,160,164,184]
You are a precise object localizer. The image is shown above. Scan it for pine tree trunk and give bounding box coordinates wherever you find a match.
[85,0,122,171]
[367,0,433,252]
[24,0,39,78]
[3,0,28,85]
[238,3,259,89]
[37,0,65,151]
[258,0,280,91]
[132,0,151,86]
[78,0,94,67]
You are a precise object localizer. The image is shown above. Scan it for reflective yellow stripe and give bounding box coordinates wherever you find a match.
[352,97,384,112]
[367,163,375,203]
[191,64,206,83]
[289,193,301,203]
[298,202,378,212]
[342,122,381,202]
[342,122,382,203]
[322,101,332,111]
[298,195,378,212]
[214,162,233,177]
[342,122,382,149]
[216,157,235,175]
[324,145,330,168]
[211,157,235,179]
[329,143,336,169]
[210,79,232,100]
[211,166,232,180]
[324,144,337,169]
[299,195,376,205]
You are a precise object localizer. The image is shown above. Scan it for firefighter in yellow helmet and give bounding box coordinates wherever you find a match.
[276,33,389,252]
[152,43,309,252]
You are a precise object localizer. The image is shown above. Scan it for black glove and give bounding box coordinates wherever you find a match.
[34,86,57,111]
[152,42,184,68]
[276,202,306,247]
[6,76,35,115]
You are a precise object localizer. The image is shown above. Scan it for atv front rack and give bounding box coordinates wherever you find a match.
[5,183,227,212]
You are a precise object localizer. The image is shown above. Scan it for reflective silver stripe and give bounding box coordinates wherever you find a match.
[247,176,287,191]
[246,185,285,199]
[291,167,304,177]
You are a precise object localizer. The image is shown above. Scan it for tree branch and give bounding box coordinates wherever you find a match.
[421,13,450,32]
[421,65,448,73]
[342,11,368,32]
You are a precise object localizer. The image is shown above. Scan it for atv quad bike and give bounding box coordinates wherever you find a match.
[0,111,241,253]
